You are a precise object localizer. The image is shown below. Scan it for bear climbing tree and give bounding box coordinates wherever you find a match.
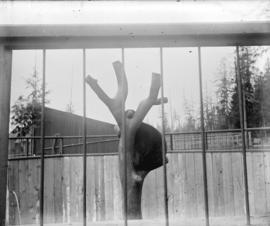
[85,61,167,219]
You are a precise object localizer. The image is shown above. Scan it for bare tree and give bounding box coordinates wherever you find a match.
[86,61,168,219]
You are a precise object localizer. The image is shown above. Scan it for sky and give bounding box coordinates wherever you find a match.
[10,47,269,131]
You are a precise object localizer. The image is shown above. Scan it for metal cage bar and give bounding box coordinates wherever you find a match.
[121,48,128,226]
[0,45,12,226]
[160,48,169,226]
[198,47,210,226]
[40,49,46,226]
[82,48,87,226]
[236,46,251,225]
[5,44,263,225]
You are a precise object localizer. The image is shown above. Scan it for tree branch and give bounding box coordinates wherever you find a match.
[85,61,128,127]
[131,73,167,130]
[85,75,111,106]
[113,61,128,102]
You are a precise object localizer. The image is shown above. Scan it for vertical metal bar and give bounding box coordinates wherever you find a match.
[26,138,29,156]
[205,132,208,150]
[60,138,63,154]
[0,45,12,226]
[121,48,128,226]
[236,46,251,225]
[183,134,186,149]
[160,48,169,226]
[83,49,87,226]
[170,134,173,151]
[40,49,46,226]
[198,47,210,226]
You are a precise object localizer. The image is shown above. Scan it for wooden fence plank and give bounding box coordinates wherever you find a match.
[213,153,225,216]
[264,152,270,214]
[222,153,235,216]
[62,157,70,223]
[170,154,181,219]
[253,153,267,215]
[53,158,63,223]
[95,156,105,221]
[27,159,40,223]
[177,153,185,218]
[182,153,189,216]
[69,157,83,222]
[104,155,114,220]
[18,160,29,224]
[112,156,122,220]
[44,159,55,223]
[142,169,156,219]
[247,153,255,216]
[8,162,16,225]
[194,153,204,217]
[7,151,270,223]
[87,156,96,221]
[232,153,244,216]
[166,154,176,218]
[206,153,214,217]
[154,166,164,219]
[184,153,197,217]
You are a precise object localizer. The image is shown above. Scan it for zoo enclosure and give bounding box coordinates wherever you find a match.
[7,128,270,224]
[1,2,270,226]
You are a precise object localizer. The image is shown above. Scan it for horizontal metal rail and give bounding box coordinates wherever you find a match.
[8,127,270,159]
[8,152,119,161]
[43,138,119,151]
[8,134,117,140]
[8,147,270,161]
[165,127,270,136]
[8,127,270,140]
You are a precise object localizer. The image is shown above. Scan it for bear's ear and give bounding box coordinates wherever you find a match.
[114,124,121,138]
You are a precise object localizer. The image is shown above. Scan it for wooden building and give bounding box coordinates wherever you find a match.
[9,107,118,156]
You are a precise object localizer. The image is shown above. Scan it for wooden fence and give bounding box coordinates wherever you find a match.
[7,152,270,225]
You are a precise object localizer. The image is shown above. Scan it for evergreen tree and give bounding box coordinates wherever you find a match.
[204,94,218,130]
[260,58,270,126]
[253,72,264,127]
[229,47,258,128]
[11,68,49,136]
[182,97,197,132]
[215,59,233,129]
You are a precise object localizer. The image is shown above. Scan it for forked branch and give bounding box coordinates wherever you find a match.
[85,61,128,126]
[131,73,168,130]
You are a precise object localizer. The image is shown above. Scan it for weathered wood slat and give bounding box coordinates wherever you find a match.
[44,158,55,223]
[206,153,214,216]
[54,158,63,222]
[186,153,197,217]
[213,153,225,216]
[247,153,255,216]
[87,156,96,221]
[95,156,105,221]
[264,153,270,213]
[7,152,270,224]
[194,154,204,217]
[104,156,114,220]
[166,154,175,218]
[155,167,164,219]
[253,153,267,215]
[222,153,235,216]
[112,157,122,220]
[232,153,244,216]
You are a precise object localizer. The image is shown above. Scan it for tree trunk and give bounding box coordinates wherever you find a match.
[119,131,145,219]
[85,61,167,220]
